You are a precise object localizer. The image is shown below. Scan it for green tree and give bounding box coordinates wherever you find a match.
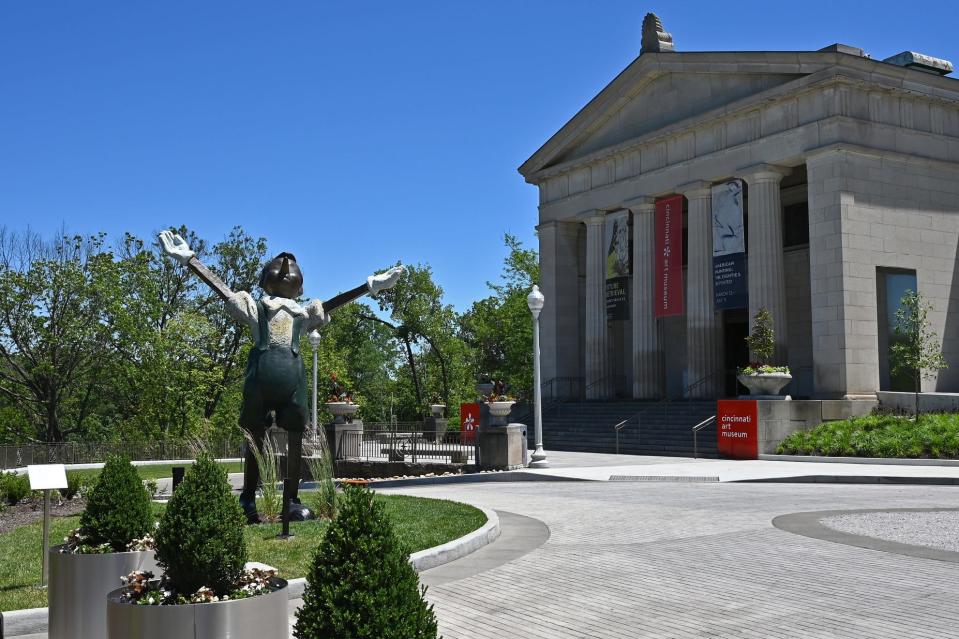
[745,307,776,364]
[154,454,247,596]
[79,455,154,551]
[293,485,438,639]
[890,290,948,420]
[0,229,126,442]
[460,234,539,398]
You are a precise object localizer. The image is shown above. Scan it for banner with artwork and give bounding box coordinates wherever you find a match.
[654,195,683,317]
[711,180,748,310]
[605,209,630,321]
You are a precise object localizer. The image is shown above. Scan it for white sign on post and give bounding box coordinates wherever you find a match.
[27,464,68,490]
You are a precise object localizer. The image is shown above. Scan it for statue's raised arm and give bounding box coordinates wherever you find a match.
[322,265,404,313]
[158,230,234,301]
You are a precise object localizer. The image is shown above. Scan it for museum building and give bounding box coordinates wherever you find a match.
[520,15,959,402]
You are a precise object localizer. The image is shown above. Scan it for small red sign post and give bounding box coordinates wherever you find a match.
[716,399,758,459]
[460,403,480,444]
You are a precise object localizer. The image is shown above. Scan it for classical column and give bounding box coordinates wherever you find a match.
[583,212,610,399]
[626,197,662,399]
[742,164,791,363]
[536,220,581,398]
[682,182,718,398]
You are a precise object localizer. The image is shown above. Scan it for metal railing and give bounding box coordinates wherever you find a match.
[692,415,716,459]
[353,422,477,463]
[582,374,629,401]
[0,438,245,470]
[610,368,728,450]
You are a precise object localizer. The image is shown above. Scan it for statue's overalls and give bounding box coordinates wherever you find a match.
[239,299,309,434]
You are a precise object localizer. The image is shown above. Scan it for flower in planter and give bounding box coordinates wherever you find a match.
[739,308,790,375]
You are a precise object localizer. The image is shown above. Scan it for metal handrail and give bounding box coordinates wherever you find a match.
[613,419,630,455]
[582,374,627,401]
[691,415,716,459]
[609,368,728,444]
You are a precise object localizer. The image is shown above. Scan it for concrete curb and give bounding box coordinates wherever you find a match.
[772,507,959,563]
[337,470,588,489]
[0,507,500,636]
[760,454,959,467]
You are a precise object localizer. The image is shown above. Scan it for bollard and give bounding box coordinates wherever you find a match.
[171,466,186,493]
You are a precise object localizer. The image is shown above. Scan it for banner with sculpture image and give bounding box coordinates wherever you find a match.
[654,195,683,317]
[605,210,631,321]
[711,180,748,310]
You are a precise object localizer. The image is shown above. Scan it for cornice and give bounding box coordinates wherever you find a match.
[524,69,959,187]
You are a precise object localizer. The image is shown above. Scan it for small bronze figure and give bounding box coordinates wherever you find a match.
[159,230,402,522]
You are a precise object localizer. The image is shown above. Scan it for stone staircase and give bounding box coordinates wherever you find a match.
[526,400,720,458]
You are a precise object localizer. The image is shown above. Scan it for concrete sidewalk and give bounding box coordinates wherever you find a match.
[516,450,959,484]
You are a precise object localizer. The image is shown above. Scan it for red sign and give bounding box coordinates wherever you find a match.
[655,195,684,317]
[460,403,480,443]
[716,399,758,459]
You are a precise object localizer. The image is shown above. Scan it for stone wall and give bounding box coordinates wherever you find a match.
[757,399,877,454]
[808,147,959,396]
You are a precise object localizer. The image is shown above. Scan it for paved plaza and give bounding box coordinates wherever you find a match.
[385,480,959,639]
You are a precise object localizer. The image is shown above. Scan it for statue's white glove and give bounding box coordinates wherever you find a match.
[158,230,195,266]
[367,265,404,295]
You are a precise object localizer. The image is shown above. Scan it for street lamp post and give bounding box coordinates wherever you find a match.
[309,330,322,436]
[527,285,548,468]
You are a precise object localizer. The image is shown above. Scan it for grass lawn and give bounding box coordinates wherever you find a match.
[66,461,244,485]
[777,412,959,458]
[0,494,484,612]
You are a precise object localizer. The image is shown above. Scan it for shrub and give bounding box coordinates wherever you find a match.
[62,470,97,500]
[0,471,31,505]
[154,454,247,596]
[79,456,154,551]
[294,485,438,639]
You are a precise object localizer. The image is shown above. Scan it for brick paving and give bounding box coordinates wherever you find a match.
[380,482,959,638]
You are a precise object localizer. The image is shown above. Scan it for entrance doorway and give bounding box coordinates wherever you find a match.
[723,309,749,397]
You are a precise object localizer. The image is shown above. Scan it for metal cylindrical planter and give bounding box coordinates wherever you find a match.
[48,544,158,639]
[106,579,289,639]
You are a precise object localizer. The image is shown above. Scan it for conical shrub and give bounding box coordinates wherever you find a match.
[79,455,153,551]
[294,485,438,639]
[154,454,247,596]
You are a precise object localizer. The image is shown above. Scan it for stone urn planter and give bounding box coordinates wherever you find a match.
[487,401,515,419]
[106,578,288,639]
[737,371,792,397]
[326,401,360,422]
[429,403,446,417]
[49,545,158,639]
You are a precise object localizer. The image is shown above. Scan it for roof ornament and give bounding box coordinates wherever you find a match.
[640,12,674,54]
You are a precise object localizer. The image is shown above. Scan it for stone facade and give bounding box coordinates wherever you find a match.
[520,45,959,400]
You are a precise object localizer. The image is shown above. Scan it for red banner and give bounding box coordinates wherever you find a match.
[460,403,480,443]
[716,399,758,459]
[655,195,684,317]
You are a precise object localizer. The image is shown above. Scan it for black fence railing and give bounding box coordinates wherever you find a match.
[352,422,477,463]
[0,438,245,470]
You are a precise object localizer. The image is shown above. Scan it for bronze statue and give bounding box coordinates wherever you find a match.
[159,230,402,522]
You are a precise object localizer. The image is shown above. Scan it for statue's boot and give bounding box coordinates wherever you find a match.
[287,497,314,521]
[239,490,261,524]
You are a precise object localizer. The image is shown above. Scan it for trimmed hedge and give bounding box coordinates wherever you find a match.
[154,454,247,596]
[79,456,154,551]
[0,472,30,505]
[777,413,959,458]
[294,485,438,639]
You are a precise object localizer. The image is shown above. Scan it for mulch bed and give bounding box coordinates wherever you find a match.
[0,496,86,534]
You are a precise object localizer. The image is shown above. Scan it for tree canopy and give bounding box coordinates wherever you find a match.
[0,227,539,443]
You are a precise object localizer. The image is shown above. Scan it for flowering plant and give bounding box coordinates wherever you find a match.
[738,362,790,375]
[118,567,280,606]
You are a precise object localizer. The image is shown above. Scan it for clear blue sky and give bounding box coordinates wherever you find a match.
[1,1,955,309]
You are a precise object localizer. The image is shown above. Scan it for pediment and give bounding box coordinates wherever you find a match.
[554,71,803,165]
[519,52,820,179]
